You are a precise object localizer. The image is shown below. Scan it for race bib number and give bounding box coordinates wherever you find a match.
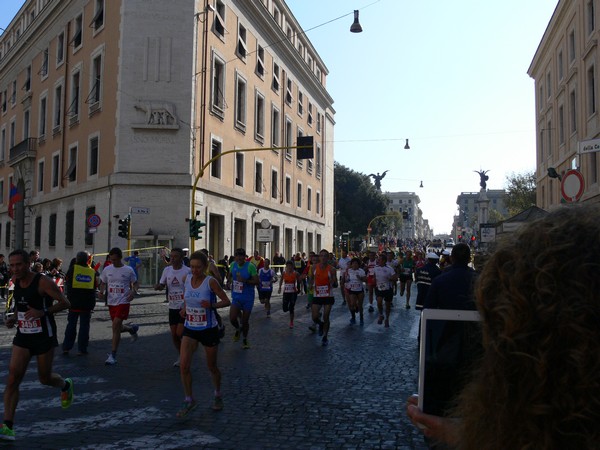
[348,281,362,291]
[377,282,389,291]
[233,281,244,293]
[403,268,411,275]
[261,281,272,290]
[17,311,42,334]
[108,283,126,294]
[168,291,184,302]
[315,285,330,298]
[186,307,207,328]
[284,283,296,293]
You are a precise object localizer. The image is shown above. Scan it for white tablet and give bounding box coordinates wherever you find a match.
[418,309,482,416]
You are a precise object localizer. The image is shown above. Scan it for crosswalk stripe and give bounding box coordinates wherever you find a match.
[18,389,135,411]
[0,376,107,392]
[72,429,221,449]
[18,407,168,437]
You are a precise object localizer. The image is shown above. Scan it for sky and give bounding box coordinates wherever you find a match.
[0,0,558,235]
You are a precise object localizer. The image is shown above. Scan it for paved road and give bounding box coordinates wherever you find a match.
[0,287,428,449]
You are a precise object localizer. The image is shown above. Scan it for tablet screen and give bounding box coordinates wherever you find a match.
[418,309,483,416]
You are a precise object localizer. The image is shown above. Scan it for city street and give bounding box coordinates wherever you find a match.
[0,288,428,449]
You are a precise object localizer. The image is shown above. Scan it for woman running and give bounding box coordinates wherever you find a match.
[399,250,415,309]
[344,257,367,325]
[278,261,300,328]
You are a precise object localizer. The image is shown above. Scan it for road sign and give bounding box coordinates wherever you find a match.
[87,214,101,228]
[561,169,585,202]
[578,138,600,154]
[256,229,274,242]
[88,227,97,234]
[131,207,150,214]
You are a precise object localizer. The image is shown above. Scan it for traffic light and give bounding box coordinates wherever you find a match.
[189,219,206,239]
[470,235,476,242]
[458,234,463,242]
[296,135,314,159]
[117,215,130,239]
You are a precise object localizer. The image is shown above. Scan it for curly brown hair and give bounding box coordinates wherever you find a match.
[455,204,600,450]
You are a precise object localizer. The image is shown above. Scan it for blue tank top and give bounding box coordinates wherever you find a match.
[258,268,274,292]
[183,275,217,331]
[229,262,255,301]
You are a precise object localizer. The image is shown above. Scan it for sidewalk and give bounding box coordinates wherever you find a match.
[0,288,428,449]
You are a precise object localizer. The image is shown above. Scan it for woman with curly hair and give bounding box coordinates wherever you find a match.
[407,204,600,449]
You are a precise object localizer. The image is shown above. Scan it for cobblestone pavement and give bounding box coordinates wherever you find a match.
[0,287,429,449]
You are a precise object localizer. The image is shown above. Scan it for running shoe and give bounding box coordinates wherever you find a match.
[405,304,411,310]
[377,316,384,325]
[359,317,364,326]
[321,337,328,347]
[61,378,74,409]
[128,323,139,341]
[289,320,294,329]
[173,357,181,367]
[176,399,197,418]
[0,424,15,441]
[305,304,310,310]
[317,322,323,336]
[368,305,374,313]
[385,319,390,328]
[349,317,356,325]
[105,353,117,365]
[242,339,250,349]
[308,324,316,333]
[266,310,271,317]
[233,329,241,342]
[212,396,224,411]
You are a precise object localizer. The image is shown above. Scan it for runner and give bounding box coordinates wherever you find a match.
[98,247,140,365]
[1,250,74,442]
[303,252,317,311]
[337,249,351,306]
[257,258,277,317]
[228,248,259,349]
[365,251,377,313]
[154,248,191,367]
[373,253,398,327]
[399,250,415,309]
[344,257,367,325]
[385,251,399,298]
[177,251,230,417]
[309,249,338,346]
[278,261,300,328]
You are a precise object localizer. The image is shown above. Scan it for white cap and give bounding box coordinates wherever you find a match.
[182,248,189,252]
[426,252,439,260]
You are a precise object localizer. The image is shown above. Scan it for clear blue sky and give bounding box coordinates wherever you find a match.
[1,0,558,234]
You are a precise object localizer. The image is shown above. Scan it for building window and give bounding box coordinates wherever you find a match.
[285,78,293,105]
[91,0,104,31]
[316,192,321,214]
[67,144,77,182]
[1,90,6,113]
[256,45,265,78]
[53,83,63,131]
[234,73,247,130]
[297,91,303,116]
[49,213,56,246]
[255,90,265,142]
[211,53,226,116]
[89,53,102,108]
[9,121,15,148]
[285,117,293,160]
[40,48,49,77]
[211,138,222,178]
[72,14,83,49]
[37,160,44,192]
[51,153,60,188]
[297,127,304,168]
[559,104,565,145]
[5,222,10,248]
[272,62,280,92]
[0,180,4,203]
[23,110,30,139]
[591,152,598,184]
[547,120,552,159]
[235,152,244,187]
[307,187,312,211]
[39,96,47,138]
[69,70,80,119]
[34,216,42,247]
[539,128,544,160]
[569,29,576,63]
[271,169,278,199]
[317,112,322,134]
[285,176,291,203]
[237,23,248,59]
[271,105,280,148]
[558,50,564,81]
[570,90,577,133]
[11,80,17,105]
[316,144,322,179]
[85,206,95,245]
[65,210,74,246]
[0,128,5,160]
[24,65,31,92]
[89,135,99,176]
[213,0,225,38]
[546,72,551,98]
[255,161,263,194]
[588,65,596,116]
[308,102,313,126]
[588,0,595,35]
[297,182,302,208]
[56,32,64,65]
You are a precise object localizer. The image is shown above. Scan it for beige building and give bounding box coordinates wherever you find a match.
[0,0,335,283]
[529,0,600,209]
[384,191,432,240]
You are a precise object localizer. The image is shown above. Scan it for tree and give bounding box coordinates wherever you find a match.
[488,209,505,224]
[505,171,536,216]
[334,162,390,244]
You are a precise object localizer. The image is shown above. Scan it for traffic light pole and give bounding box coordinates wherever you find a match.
[190,141,313,252]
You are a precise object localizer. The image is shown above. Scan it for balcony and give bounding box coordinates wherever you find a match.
[9,137,37,166]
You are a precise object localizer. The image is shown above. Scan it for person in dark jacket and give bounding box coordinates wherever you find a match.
[62,251,98,355]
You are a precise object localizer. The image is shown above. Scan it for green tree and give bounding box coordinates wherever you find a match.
[505,171,536,216]
[334,162,390,244]
[488,209,505,224]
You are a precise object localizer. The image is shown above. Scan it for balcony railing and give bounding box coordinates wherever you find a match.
[9,137,37,165]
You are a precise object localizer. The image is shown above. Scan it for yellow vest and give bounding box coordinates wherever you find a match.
[72,265,95,290]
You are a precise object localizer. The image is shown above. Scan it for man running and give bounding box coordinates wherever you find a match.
[98,247,139,365]
[1,250,74,442]
[309,249,338,346]
[337,249,351,306]
[373,253,398,327]
[228,248,259,349]
[155,248,191,367]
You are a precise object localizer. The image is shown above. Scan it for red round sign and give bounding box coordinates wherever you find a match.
[561,169,585,202]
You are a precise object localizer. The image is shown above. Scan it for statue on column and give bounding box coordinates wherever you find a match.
[474,170,489,190]
[368,170,389,191]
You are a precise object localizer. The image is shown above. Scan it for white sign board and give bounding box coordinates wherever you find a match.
[578,138,600,154]
[131,207,150,214]
[479,224,496,243]
[256,229,274,242]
